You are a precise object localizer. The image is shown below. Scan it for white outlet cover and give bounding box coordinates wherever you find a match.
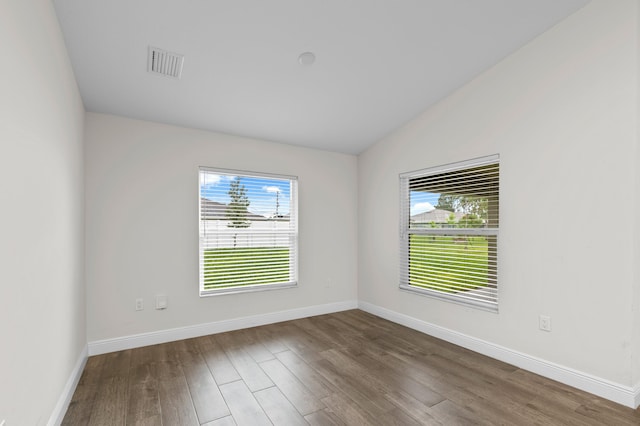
[539,315,552,332]
[156,295,167,310]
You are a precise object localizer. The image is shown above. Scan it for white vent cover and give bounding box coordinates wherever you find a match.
[147,46,184,79]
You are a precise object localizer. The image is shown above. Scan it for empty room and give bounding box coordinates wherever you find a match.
[3,0,640,424]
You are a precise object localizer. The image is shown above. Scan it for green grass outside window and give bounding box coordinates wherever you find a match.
[203,247,290,289]
[408,235,489,293]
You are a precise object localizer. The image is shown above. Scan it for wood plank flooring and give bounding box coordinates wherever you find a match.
[62,310,640,425]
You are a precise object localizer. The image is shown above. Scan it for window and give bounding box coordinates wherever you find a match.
[199,167,298,296]
[399,155,499,312]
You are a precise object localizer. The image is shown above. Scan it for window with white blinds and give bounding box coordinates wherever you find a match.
[199,167,298,296]
[399,155,499,312]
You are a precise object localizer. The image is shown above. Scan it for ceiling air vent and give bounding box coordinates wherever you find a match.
[147,46,184,79]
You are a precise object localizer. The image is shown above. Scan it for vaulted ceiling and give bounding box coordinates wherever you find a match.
[53,0,589,154]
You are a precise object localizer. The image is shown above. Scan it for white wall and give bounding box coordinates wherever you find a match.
[85,113,358,342]
[359,0,639,387]
[634,0,640,389]
[0,1,85,425]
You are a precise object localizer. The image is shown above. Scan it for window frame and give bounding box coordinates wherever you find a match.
[399,154,499,312]
[198,166,298,297]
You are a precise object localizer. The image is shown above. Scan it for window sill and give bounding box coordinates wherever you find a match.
[200,281,298,297]
[399,283,498,313]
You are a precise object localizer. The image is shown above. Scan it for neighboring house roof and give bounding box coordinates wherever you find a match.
[411,209,464,223]
[200,198,266,220]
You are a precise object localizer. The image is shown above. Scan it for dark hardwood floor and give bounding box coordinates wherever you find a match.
[62,310,640,425]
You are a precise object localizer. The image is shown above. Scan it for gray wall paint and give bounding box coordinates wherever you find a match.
[358,0,639,386]
[84,113,358,342]
[0,1,86,424]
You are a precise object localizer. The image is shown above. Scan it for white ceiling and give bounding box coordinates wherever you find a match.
[53,0,589,154]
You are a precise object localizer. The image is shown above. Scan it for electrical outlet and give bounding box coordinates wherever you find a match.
[539,315,551,332]
[156,294,167,310]
[135,298,144,311]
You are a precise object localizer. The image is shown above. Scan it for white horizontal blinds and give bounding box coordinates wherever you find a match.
[199,168,298,295]
[400,155,499,312]
[408,235,498,305]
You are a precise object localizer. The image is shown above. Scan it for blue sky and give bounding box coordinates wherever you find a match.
[200,172,292,217]
[410,191,440,216]
[201,171,437,218]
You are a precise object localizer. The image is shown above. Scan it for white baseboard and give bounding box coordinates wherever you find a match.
[47,345,88,426]
[358,301,640,409]
[88,300,358,356]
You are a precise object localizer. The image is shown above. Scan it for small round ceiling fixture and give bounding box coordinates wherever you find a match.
[298,51,316,66]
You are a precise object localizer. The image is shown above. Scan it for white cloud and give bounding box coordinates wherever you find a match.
[202,174,221,186]
[263,186,281,193]
[411,201,435,216]
[201,174,236,186]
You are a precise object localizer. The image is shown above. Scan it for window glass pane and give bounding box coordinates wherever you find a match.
[409,234,497,301]
[199,169,297,295]
[409,164,498,229]
[400,156,499,311]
